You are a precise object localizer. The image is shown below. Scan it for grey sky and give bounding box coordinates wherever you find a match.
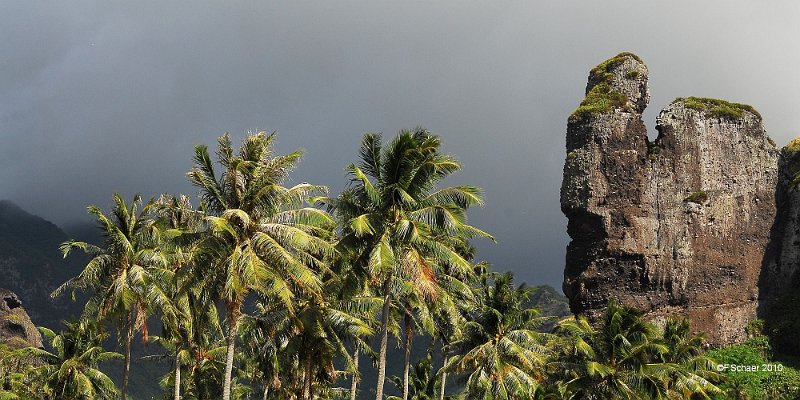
[2,1,799,289]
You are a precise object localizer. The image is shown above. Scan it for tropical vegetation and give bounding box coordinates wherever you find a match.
[6,128,789,399]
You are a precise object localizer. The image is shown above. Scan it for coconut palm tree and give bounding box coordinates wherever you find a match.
[657,318,722,399]
[242,276,377,400]
[321,129,492,400]
[239,304,290,400]
[389,349,440,400]
[187,132,335,400]
[53,193,170,400]
[23,320,121,400]
[152,194,206,400]
[554,302,670,400]
[446,271,550,400]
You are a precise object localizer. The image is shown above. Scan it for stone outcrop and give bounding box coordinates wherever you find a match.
[561,53,791,345]
[0,288,43,349]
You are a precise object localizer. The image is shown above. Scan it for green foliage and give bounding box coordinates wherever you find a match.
[388,350,440,400]
[570,83,627,122]
[569,52,642,121]
[0,343,41,399]
[676,96,762,120]
[744,319,764,339]
[320,128,492,400]
[20,320,122,400]
[783,137,800,153]
[446,272,549,399]
[187,131,335,400]
[685,191,709,204]
[708,335,800,400]
[553,305,721,399]
[781,138,800,190]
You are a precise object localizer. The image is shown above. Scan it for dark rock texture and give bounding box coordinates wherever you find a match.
[0,288,43,349]
[561,53,784,345]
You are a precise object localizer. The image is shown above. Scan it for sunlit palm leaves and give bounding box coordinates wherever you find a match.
[447,272,550,400]
[321,128,492,400]
[53,193,170,400]
[187,131,334,400]
[553,302,722,399]
[22,321,121,400]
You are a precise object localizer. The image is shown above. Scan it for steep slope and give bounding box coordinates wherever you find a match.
[0,200,83,328]
[561,53,781,345]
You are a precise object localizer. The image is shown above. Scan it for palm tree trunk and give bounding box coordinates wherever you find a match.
[223,304,241,400]
[174,348,181,400]
[122,309,133,400]
[303,353,313,400]
[375,277,392,400]
[439,357,447,400]
[402,311,412,400]
[350,346,360,400]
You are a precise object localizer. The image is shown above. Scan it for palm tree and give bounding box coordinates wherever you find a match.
[187,132,335,400]
[53,193,170,400]
[399,268,471,400]
[657,318,721,398]
[554,302,669,400]
[242,276,377,400]
[23,320,121,400]
[239,304,290,400]
[152,194,205,400]
[322,129,491,400]
[389,349,440,400]
[446,271,549,399]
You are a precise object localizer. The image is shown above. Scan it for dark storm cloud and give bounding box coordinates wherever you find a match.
[2,1,799,288]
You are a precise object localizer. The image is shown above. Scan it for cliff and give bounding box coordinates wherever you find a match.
[561,53,796,345]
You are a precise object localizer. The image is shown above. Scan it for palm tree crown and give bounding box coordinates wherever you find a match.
[187,131,335,400]
[323,128,492,400]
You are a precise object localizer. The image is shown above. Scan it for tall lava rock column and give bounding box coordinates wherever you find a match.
[560,53,779,345]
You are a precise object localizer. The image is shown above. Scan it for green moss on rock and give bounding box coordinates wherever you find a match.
[782,137,800,190]
[675,96,761,120]
[684,191,708,204]
[570,52,643,122]
[783,137,800,154]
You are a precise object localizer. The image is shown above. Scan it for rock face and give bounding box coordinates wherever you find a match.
[561,53,783,345]
[0,288,43,349]
[760,141,800,302]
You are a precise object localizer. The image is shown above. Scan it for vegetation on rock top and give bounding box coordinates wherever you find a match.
[782,137,800,190]
[570,52,643,122]
[783,137,800,154]
[675,96,762,120]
